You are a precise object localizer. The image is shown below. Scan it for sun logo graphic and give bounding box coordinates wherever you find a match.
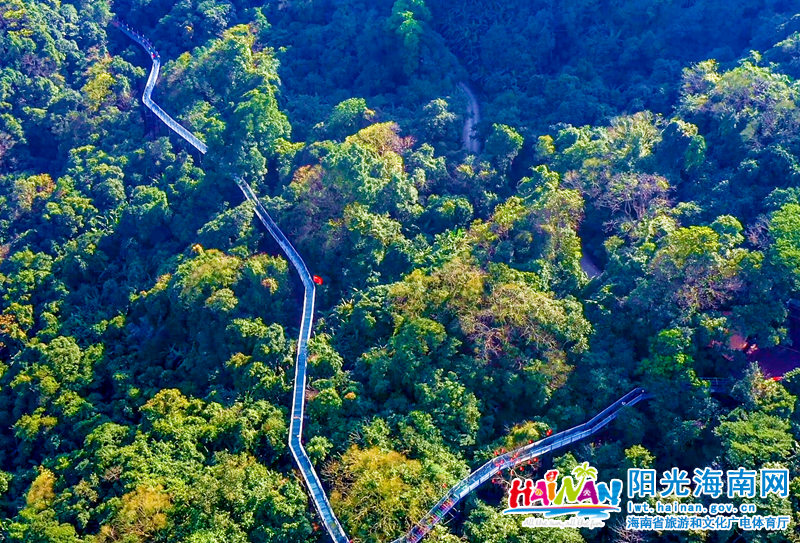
[503,462,623,524]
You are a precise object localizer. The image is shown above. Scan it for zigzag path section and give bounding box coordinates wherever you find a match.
[112,20,350,543]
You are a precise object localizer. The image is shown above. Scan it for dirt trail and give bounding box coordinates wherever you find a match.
[458,82,480,153]
[580,252,601,278]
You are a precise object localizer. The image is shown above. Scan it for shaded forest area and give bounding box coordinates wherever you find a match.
[1,0,800,541]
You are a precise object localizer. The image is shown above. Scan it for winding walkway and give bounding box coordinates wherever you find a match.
[115,23,738,543]
[390,387,650,543]
[458,82,480,154]
[113,21,349,543]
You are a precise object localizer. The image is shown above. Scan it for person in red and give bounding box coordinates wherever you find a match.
[312,275,324,285]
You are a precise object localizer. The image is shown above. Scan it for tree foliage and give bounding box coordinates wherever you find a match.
[3,1,800,542]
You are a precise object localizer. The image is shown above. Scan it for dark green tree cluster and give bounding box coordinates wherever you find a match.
[3,0,800,542]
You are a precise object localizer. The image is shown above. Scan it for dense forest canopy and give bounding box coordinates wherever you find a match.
[2,0,800,541]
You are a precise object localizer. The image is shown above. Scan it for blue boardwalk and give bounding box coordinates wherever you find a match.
[114,21,350,543]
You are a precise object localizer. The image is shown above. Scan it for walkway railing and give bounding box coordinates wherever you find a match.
[114,21,349,543]
[390,388,650,543]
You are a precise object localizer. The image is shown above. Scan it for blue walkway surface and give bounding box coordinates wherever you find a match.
[390,387,650,543]
[115,21,350,543]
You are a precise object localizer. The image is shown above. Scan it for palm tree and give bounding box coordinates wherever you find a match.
[571,461,598,489]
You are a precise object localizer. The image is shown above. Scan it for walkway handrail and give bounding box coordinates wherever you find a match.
[391,387,649,543]
[114,21,349,543]
[394,382,728,543]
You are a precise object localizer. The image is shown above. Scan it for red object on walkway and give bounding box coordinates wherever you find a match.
[313,275,324,285]
[772,376,784,381]
[546,429,553,436]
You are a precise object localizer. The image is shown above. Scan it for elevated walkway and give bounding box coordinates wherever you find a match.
[114,21,348,543]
